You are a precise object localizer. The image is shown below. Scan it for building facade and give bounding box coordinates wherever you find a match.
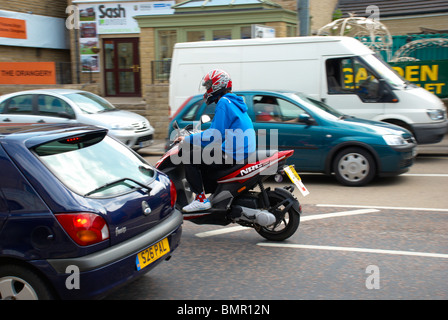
[2,0,446,138]
[0,0,71,92]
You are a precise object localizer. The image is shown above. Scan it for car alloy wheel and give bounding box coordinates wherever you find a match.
[0,265,54,300]
[0,276,39,300]
[333,147,376,186]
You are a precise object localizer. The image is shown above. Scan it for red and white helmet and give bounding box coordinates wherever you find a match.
[201,69,232,105]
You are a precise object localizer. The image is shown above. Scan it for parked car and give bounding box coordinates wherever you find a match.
[169,91,417,186]
[0,89,154,150]
[0,124,182,299]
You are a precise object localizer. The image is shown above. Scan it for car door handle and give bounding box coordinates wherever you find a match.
[3,118,11,122]
[37,119,46,123]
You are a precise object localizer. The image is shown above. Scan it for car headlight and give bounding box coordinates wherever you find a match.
[110,123,134,131]
[383,134,407,146]
[427,109,445,121]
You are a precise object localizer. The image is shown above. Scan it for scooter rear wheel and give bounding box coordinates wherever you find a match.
[256,192,300,241]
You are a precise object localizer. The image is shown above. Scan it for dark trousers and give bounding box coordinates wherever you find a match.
[182,144,233,195]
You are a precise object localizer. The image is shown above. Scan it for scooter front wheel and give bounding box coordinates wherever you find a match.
[256,191,300,241]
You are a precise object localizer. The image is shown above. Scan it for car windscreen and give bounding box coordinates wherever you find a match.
[64,92,117,114]
[33,134,155,198]
[291,93,343,118]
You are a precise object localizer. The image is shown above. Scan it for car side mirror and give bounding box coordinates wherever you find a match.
[58,112,75,120]
[298,113,315,125]
[201,114,211,124]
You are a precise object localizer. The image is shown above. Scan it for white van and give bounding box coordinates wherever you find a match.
[169,36,447,144]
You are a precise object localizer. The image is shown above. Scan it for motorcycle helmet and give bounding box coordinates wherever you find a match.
[201,69,232,105]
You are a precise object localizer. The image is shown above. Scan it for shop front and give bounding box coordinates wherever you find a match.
[73,0,174,97]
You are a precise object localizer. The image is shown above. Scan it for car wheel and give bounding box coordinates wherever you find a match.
[0,264,55,300]
[333,147,376,186]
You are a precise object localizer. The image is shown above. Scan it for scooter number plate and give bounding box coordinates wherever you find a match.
[284,165,310,197]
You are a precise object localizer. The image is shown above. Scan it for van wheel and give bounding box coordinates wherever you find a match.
[333,147,376,186]
[0,264,55,300]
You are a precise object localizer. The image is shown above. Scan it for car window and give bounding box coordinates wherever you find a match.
[0,100,6,114]
[253,95,306,122]
[37,95,75,118]
[0,148,48,213]
[182,100,201,121]
[34,133,155,198]
[326,57,382,102]
[4,94,34,115]
[64,92,116,114]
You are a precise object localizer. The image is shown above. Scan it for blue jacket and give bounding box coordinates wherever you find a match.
[185,93,256,162]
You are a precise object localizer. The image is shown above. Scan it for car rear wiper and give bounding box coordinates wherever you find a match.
[84,177,150,197]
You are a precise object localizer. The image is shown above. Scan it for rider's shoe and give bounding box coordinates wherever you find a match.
[182,199,211,212]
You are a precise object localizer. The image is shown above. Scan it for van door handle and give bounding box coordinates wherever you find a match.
[3,118,11,122]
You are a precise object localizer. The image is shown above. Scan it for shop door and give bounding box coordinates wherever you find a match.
[104,38,141,97]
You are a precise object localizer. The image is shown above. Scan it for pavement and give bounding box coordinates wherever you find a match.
[139,133,448,156]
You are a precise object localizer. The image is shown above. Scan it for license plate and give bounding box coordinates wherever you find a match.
[136,238,170,271]
[284,165,310,197]
[139,140,151,148]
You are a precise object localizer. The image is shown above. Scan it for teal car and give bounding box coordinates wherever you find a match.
[168,91,416,186]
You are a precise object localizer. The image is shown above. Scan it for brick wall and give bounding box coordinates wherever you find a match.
[0,0,71,76]
[1,0,68,18]
[142,84,170,140]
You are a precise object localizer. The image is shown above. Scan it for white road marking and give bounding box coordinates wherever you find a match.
[316,204,448,212]
[301,208,379,221]
[402,173,448,177]
[257,243,448,259]
[195,226,249,238]
[194,208,379,238]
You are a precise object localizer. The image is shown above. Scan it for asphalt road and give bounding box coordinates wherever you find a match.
[105,152,448,300]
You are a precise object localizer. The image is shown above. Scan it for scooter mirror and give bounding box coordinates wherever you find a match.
[201,115,211,124]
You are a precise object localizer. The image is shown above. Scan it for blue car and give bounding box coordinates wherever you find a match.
[169,91,417,186]
[0,124,182,299]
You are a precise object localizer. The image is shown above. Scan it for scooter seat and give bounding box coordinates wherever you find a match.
[255,149,278,161]
[212,150,279,179]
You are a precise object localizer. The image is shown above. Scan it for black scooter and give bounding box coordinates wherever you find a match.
[156,119,303,241]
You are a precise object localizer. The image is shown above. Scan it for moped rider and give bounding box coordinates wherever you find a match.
[175,69,256,213]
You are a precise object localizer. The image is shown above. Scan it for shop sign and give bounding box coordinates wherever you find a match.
[78,1,174,35]
[0,16,27,39]
[0,10,67,49]
[0,62,56,85]
[389,60,448,98]
[77,1,174,73]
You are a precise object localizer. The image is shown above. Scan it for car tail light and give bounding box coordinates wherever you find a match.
[56,213,109,246]
[170,180,177,207]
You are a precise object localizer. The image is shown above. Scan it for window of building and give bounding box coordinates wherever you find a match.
[186,30,205,42]
[157,30,177,60]
[240,26,251,39]
[212,29,231,41]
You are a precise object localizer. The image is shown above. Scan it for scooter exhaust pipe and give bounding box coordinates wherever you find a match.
[238,206,276,227]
